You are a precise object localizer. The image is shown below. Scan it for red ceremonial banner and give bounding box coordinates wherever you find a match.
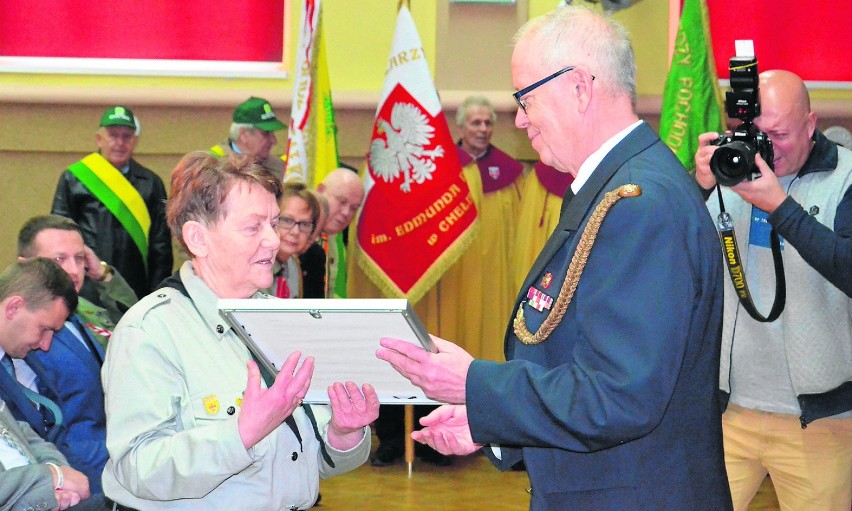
[355,6,478,303]
[361,84,475,294]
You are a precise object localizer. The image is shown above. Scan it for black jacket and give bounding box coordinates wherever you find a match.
[51,157,173,299]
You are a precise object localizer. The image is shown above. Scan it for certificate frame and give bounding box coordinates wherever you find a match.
[218,298,436,404]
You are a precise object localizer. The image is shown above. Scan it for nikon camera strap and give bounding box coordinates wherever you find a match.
[715,186,786,322]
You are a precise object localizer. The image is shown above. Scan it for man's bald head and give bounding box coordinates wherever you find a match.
[759,70,811,117]
[317,168,365,235]
[755,70,817,177]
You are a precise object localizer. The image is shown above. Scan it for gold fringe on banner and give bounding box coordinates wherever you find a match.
[354,218,480,305]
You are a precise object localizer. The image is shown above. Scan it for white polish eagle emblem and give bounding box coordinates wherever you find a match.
[369,102,445,193]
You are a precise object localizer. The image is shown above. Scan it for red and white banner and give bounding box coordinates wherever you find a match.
[284,0,319,184]
[354,6,478,303]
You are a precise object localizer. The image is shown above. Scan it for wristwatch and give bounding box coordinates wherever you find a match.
[96,261,113,282]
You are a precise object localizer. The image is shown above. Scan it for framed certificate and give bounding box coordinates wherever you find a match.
[218,298,436,404]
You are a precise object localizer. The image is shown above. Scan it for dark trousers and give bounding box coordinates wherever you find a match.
[374,404,440,456]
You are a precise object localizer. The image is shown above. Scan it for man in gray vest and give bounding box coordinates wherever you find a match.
[695,70,852,511]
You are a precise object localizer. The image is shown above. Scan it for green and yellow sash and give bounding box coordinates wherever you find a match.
[67,153,151,269]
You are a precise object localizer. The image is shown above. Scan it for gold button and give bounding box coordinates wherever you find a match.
[618,184,642,197]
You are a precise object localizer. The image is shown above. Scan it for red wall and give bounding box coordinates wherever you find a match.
[0,1,285,62]
[707,0,851,83]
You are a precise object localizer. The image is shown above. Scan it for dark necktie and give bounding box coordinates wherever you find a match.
[1,354,16,378]
[559,187,576,220]
[1,355,63,428]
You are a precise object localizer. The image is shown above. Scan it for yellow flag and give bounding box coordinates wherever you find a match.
[284,0,339,186]
[311,27,339,186]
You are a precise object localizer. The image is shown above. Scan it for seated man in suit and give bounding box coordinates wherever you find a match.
[15,215,138,493]
[0,398,92,511]
[0,259,94,510]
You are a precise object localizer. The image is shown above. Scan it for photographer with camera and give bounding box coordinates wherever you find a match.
[695,69,852,511]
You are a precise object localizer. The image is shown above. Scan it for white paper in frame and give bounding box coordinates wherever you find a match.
[218,298,437,404]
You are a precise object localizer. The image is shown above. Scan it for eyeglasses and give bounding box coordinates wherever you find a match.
[104,131,136,143]
[279,216,315,235]
[512,66,594,113]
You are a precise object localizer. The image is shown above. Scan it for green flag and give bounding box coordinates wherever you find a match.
[659,0,725,172]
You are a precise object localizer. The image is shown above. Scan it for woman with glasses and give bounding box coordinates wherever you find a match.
[270,182,321,298]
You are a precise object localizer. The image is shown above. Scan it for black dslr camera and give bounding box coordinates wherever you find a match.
[709,56,774,186]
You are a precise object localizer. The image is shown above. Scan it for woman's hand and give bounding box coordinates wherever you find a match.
[326,382,380,451]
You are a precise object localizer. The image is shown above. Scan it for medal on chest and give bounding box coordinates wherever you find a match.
[514,184,642,345]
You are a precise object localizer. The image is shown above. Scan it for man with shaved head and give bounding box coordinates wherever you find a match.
[696,70,852,510]
[317,168,365,237]
[305,167,365,298]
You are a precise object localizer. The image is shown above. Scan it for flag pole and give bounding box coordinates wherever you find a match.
[405,404,415,477]
[667,0,680,70]
[392,0,415,478]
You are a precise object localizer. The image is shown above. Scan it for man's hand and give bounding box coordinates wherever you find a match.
[376,335,473,405]
[411,405,482,456]
[53,489,82,510]
[82,246,110,282]
[238,353,314,449]
[695,132,721,190]
[56,466,90,500]
[326,381,380,451]
[730,154,788,213]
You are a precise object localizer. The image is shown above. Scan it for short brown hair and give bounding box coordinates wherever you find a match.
[0,258,77,314]
[18,215,83,257]
[280,181,321,235]
[167,151,283,253]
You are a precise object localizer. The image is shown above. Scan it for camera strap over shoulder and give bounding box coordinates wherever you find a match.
[715,186,786,322]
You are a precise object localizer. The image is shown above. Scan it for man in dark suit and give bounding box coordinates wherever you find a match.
[14,215,137,494]
[0,259,76,448]
[0,259,94,509]
[378,6,732,510]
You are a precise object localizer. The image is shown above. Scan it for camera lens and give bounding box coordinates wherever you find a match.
[710,141,755,186]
